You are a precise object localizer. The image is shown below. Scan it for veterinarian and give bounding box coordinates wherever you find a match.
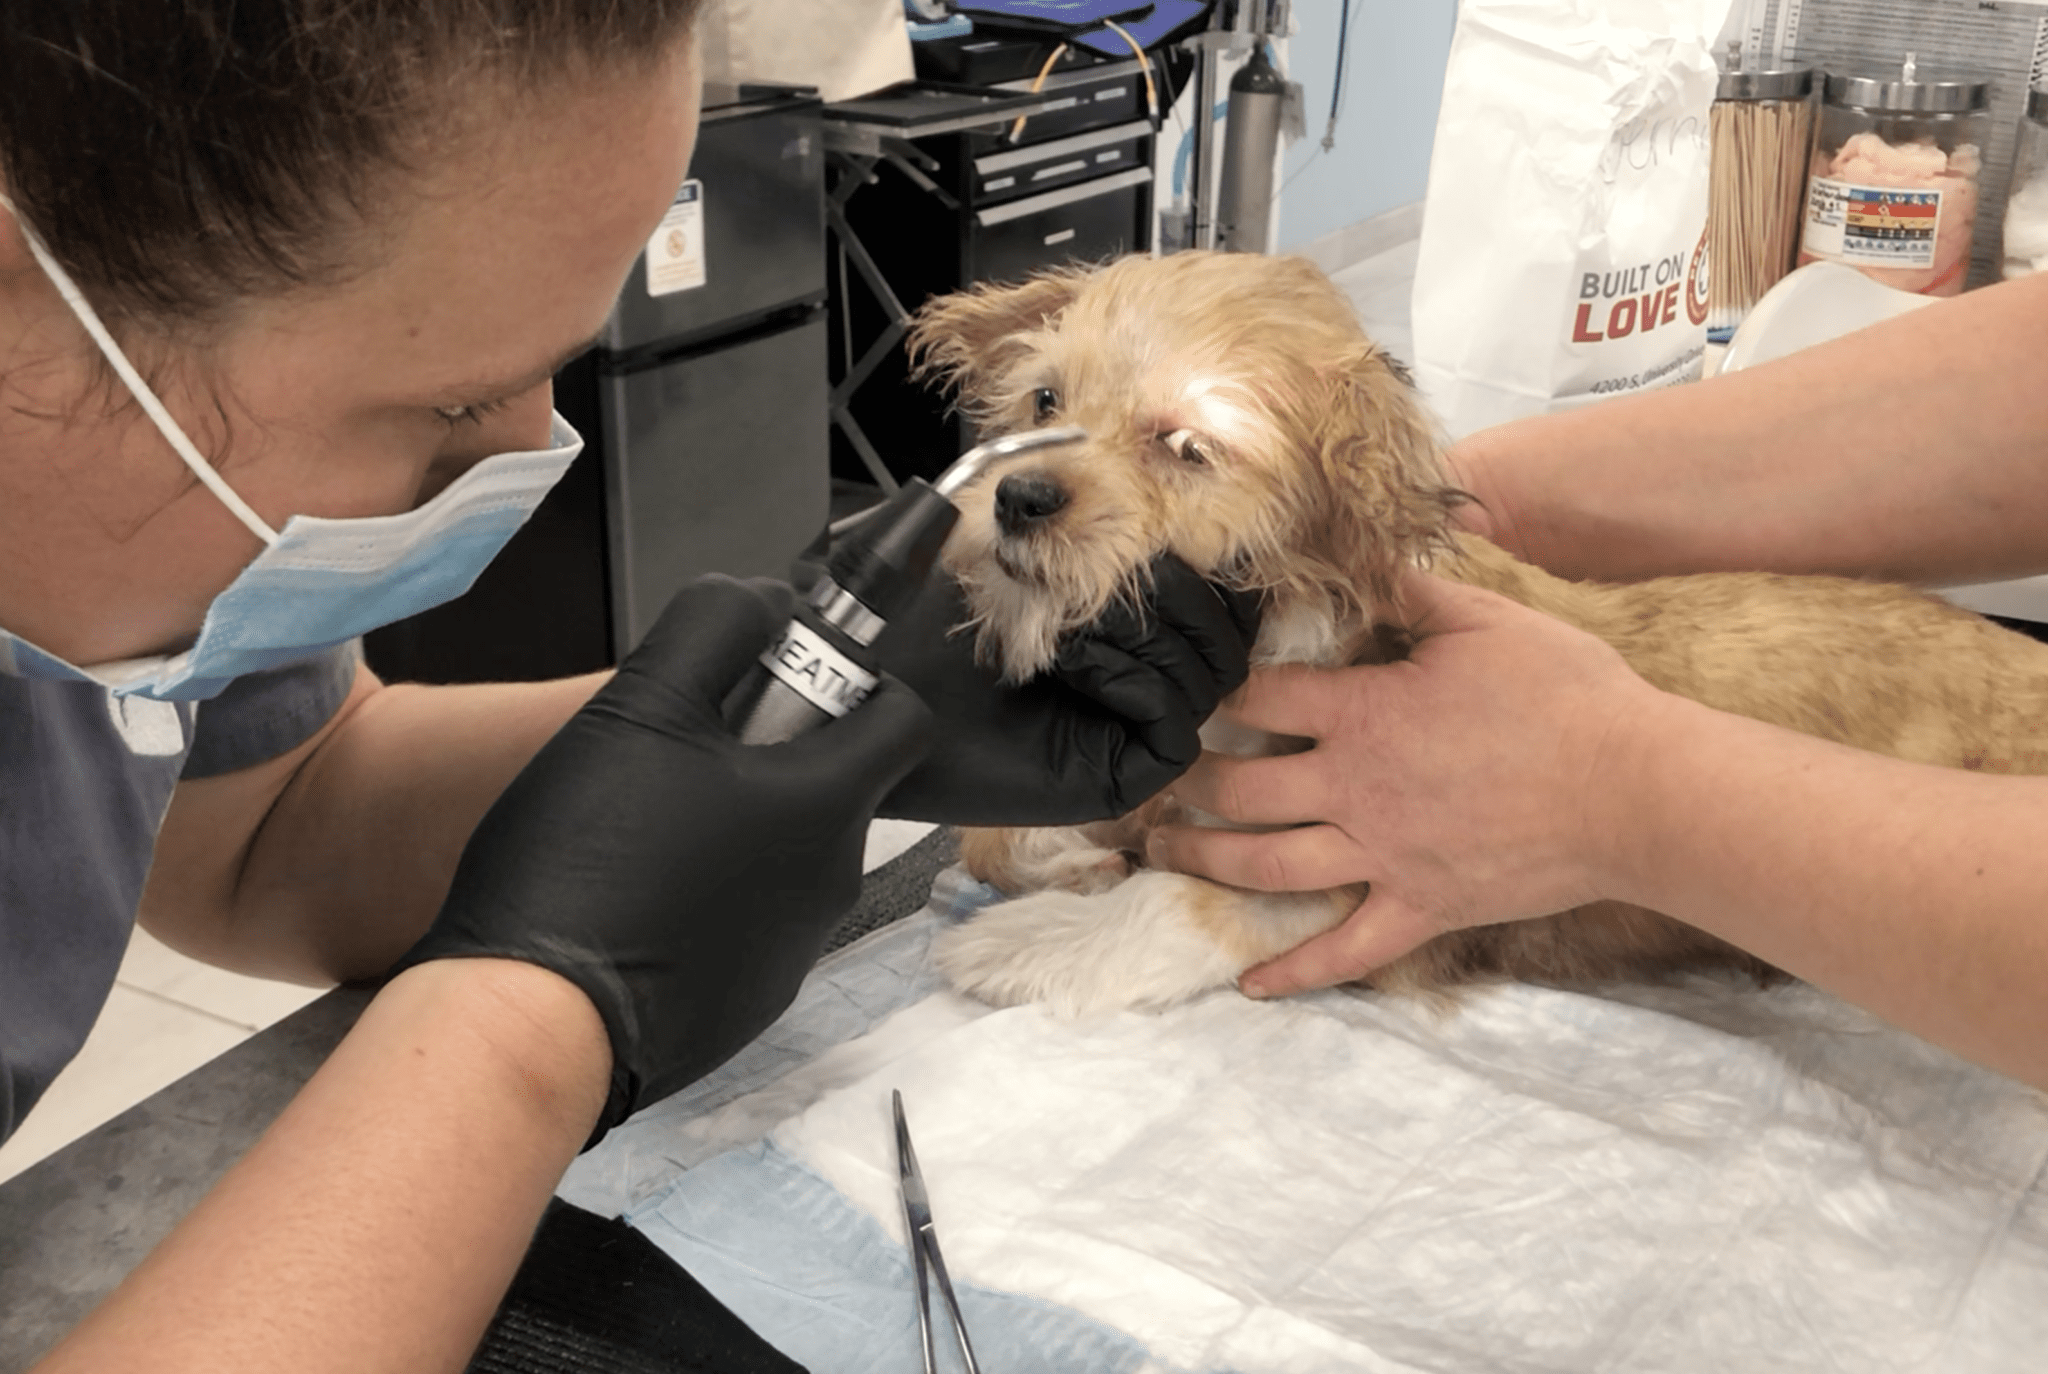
[1151,270,2048,1094]
[0,5,1257,1369]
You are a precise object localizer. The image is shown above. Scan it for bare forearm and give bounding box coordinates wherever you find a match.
[248,672,606,979]
[1600,694,2048,1087]
[33,959,610,1374]
[147,669,606,984]
[1452,271,2048,585]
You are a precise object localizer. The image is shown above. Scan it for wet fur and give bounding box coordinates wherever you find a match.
[911,251,2048,1016]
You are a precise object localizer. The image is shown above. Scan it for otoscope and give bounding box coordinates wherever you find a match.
[724,426,1086,745]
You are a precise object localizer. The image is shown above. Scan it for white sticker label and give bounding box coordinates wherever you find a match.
[1802,175,1942,268]
[758,620,878,719]
[645,179,708,296]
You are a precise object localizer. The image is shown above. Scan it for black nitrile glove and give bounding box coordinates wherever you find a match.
[874,554,1262,826]
[397,575,931,1140]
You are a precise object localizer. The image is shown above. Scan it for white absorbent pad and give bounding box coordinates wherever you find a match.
[562,907,2048,1373]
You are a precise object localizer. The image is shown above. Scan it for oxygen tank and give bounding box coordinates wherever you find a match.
[1215,44,1287,254]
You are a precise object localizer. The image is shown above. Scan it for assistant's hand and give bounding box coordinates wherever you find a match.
[396,576,931,1138]
[873,554,1261,825]
[1147,572,1666,997]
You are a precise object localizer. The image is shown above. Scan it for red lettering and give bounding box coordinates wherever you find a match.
[1607,297,1639,339]
[1636,292,1660,332]
[1572,303,1604,343]
[1660,283,1679,325]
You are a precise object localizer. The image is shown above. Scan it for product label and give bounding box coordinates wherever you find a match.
[1802,176,1942,268]
[1566,234,1711,345]
[757,621,878,719]
[644,179,707,296]
[1559,225,1711,402]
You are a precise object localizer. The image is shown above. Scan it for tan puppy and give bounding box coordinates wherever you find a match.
[910,250,2048,1016]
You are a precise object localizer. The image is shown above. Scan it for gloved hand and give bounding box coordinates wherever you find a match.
[396,576,931,1140]
[873,554,1262,826]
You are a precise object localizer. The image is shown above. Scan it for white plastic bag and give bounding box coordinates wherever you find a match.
[1413,0,1732,439]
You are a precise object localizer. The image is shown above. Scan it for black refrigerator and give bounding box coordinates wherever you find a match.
[366,82,829,685]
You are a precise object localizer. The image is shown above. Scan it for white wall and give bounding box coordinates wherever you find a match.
[1276,0,1459,249]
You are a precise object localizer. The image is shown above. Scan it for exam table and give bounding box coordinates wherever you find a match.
[11,781,2048,1371]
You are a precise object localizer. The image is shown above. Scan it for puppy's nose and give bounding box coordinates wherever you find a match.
[994,470,1069,534]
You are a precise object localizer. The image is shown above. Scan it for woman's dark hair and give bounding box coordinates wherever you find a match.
[0,1,701,331]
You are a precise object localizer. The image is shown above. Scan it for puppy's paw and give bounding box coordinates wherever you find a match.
[958,826,1132,896]
[932,871,1247,1017]
[1038,846,1133,894]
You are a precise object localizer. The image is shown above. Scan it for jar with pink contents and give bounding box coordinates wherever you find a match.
[1798,61,1992,296]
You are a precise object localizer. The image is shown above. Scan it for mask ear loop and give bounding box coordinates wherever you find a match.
[0,195,281,545]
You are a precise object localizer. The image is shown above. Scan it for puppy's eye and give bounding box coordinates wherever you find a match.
[1163,429,1210,467]
[1032,387,1060,424]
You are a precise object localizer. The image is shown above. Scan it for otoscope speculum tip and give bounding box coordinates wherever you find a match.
[932,425,1087,498]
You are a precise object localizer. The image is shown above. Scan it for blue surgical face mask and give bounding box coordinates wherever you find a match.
[0,197,584,701]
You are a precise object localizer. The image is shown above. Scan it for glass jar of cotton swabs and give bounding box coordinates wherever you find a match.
[1708,52,1818,342]
[2002,84,2048,279]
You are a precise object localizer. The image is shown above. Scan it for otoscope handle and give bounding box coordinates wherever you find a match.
[725,599,883,745]
[725,479,959,745]
[724,426,1085,746]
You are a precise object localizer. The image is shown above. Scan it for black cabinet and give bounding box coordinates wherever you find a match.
[828,61,1156,484]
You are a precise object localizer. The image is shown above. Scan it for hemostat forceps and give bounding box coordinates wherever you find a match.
[893,1089,981,1374]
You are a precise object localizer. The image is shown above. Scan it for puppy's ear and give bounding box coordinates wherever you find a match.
[908,268,1087,411]
[1299,344,1466,615]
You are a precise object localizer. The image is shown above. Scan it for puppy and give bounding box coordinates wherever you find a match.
[909,250,2048,1016]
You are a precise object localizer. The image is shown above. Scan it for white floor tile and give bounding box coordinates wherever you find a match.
[116,927,328,1032]
[0,985,252,1185]
[863,819,938,873]
[0,931,330,1184]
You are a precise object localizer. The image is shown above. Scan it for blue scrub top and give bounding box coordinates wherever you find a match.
[0,647,357,1143]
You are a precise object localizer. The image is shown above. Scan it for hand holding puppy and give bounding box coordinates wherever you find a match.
[876,555,1261,826]
[1149,571,1668,997]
